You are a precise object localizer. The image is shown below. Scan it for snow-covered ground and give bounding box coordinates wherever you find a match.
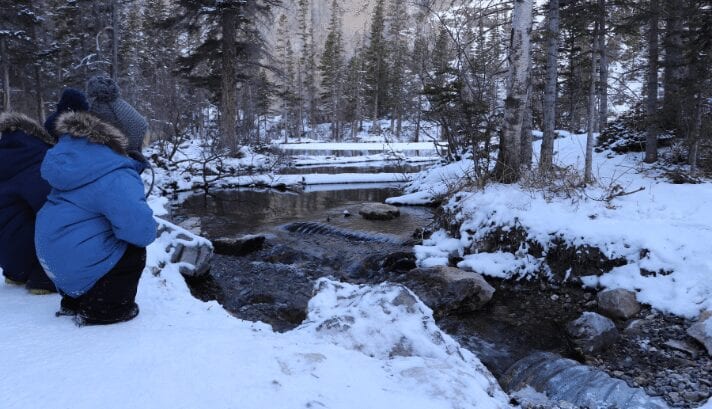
[0,203,510,409]
[146,139,441,193]
[396,132,712,319]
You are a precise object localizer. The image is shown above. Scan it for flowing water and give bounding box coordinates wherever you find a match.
[173,182,668,409]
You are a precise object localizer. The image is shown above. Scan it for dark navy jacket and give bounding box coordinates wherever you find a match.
[0,113,56,283]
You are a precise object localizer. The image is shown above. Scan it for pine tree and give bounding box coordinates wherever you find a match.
[296,0,317,135]
[343,44,366,138]
[364,0,387,133]
[171,0,280,154]
[275,13,298,142]
[319,0,345,140]
[386,0,409,138]
[1,1,35,111]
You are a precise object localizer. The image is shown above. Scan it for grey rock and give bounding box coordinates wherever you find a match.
[396,266,495,315]
[566,312,620,354]
[358,203,400,220]
[597,288,641,320]
[687,316,712,356]
[213,235,266,257]
[177,216,202,235]
[624,319,646,336]
[158,218,213,277]
[663,339,699,358]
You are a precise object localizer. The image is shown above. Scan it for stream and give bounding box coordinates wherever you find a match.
[172,183,669,409]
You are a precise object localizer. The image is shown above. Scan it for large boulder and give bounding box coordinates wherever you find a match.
[213,234,266,257]
[687,312,712,356]
[358,203,400,220]
[566,312,619,355]
[597,288,641,320]
[394,266,495,316]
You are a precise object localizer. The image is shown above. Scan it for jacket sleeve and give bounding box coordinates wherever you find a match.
[92,168,157,247]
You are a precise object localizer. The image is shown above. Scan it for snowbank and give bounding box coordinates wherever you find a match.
[146,139,421,194]
[0,210,509,409]
[386,160,473,205]
[407,133,712,318]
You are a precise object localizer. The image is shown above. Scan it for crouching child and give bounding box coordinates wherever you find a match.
[35,111,157,325]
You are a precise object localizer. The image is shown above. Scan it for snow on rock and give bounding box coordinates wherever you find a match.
[154,217,213,277]
[358,202,401,220]
[297,279,510,408]
[0,218,511,409]
[407,132,712,318]
[457,251,541,279]
[687,315,712,357]
[387,159,473,205]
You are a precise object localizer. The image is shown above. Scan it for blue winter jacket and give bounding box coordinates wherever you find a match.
[35,112,157,296]
[0,112,56,283]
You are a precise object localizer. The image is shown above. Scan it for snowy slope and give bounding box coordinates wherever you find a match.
[0,211,510,409]
[402,132,712,318]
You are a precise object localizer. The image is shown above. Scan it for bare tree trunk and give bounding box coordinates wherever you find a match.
[585,22,599,184]
[688,98,701,174]
[220,9,239,154]
[1,37,10,111]
[111,0,119,82]
[494,0,533,183]
[598,0,608,132]
[372,56,381,134]
[645,0,659,163]
[662,0,684,132]
[521,95,533,169]
[34,65,45,121]
[297,66,304,141]
[540,0,559,172]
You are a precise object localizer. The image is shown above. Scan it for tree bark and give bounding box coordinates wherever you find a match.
[34,65,45,121]
[220,8,239,154]
[688,98,701,174]
[494,0,533,183]
[662,0,683,132]
[597,0,608,132]
[540,0,559,172]
[1,37,10,111]
[111,0,119,82]
[585,22,599,184]
[644,0,659,163]
[520,94,533,169]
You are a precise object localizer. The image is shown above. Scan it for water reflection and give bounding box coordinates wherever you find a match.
[175,185,434,238]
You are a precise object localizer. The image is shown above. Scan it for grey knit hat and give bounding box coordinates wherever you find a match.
[87,75,147,153]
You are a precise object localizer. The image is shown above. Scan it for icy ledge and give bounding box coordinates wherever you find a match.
[0,227,510,409]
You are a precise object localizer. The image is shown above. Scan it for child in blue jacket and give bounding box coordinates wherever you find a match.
[0,112,57,294]
[35,111,157,325]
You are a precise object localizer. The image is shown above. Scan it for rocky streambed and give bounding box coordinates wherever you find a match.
[171,186,710,409]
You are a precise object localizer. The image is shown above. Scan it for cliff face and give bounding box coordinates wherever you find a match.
[268,0,376,54]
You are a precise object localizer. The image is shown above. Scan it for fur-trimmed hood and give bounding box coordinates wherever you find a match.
[42,112,140,191]
[55,111,128,155]
[0,112,55,145]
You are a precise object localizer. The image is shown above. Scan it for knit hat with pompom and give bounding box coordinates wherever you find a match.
[86,75,147,153]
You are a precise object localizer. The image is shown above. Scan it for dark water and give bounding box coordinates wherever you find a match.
[174,184,434,239]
